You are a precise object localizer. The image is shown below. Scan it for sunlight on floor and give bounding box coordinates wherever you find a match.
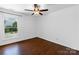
[3,45,20,55]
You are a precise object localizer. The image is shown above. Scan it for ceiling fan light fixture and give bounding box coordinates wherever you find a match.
[34,11,39,15]
[33,7,40,15]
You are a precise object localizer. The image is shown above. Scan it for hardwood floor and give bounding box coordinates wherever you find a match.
[0,37,79,55]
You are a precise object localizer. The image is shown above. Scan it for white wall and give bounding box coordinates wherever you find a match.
[37,5,79,50]
[0,8,36,45]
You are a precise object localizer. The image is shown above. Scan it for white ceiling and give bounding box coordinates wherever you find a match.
[0,4,77,15]
[47,4,76,13]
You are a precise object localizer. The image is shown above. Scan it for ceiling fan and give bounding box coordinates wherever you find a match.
[24,4,48,15]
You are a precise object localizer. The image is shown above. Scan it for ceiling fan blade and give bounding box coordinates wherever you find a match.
[24,9,33,11]
[32,13,34,15]
[40,9,48,12]
[39,13,43,15]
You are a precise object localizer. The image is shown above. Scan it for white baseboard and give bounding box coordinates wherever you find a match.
[0,37,36,46]
[38,36,79,51]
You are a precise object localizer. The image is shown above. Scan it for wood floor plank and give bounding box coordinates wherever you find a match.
[0,37,79,55]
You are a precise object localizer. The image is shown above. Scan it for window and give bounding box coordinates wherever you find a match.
[4,16,18,38]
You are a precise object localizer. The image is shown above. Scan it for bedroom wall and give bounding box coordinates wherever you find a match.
[37,5,79,50]
[0,8,36,45]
